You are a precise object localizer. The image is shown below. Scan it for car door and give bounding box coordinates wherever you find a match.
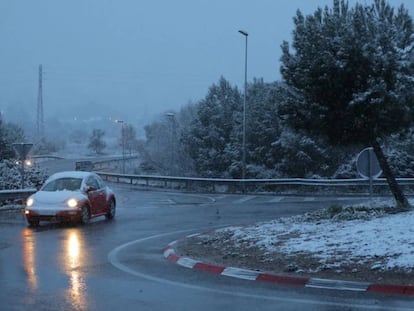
[85,175,106,215]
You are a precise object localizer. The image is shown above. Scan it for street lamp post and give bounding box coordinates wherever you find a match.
[115,120,126,174]
[165,113,175,176]
[238,30,248,180]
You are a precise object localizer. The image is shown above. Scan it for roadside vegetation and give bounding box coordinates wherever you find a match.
[2,0,414,207]
[141,0,414,197]
[0,117,47,190]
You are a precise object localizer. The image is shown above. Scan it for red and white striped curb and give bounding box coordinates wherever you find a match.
[163,238,414,296]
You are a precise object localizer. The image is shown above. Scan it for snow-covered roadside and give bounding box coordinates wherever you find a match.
[0,204,23,211]
[215,199,414,273]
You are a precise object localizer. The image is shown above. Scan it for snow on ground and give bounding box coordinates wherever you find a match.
[217,199,414,272]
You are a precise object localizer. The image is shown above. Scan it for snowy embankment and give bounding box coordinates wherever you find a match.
[217,199,414,272]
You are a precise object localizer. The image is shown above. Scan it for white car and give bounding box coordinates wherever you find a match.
[25,171,116,226]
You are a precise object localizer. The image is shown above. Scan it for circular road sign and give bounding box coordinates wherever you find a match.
[356,147,382,179]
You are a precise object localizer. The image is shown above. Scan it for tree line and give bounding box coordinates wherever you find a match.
[141,77,414,179]
[2,0,414,207]
[140,0,414,208]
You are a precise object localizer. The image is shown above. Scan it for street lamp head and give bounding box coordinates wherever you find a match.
[238,30,248,37]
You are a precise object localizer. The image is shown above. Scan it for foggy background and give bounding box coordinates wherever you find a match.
[0,0,412,141]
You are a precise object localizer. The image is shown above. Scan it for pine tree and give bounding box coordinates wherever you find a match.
[88,129,106,155]
[280,0,414,209]
[184,77,242,177]
[246,79,284,170]
[0,117,15,160]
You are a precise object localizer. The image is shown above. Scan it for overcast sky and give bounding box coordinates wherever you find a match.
[0,0,413,127]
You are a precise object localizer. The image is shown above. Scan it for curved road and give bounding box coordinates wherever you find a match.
[0,184,412,310]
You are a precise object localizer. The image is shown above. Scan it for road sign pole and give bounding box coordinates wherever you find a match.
[356,147,382,203]
[369,149,373,204]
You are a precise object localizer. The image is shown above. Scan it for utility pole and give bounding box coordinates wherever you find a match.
[115,120,126,174]
[36,64,44,139]
[165,113,175,176]
[238,30,248,180]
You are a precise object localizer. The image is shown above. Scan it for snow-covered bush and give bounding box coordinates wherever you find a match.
[272,129,331,178]
[384,148,414,178]
[332,157,359,179]
[0,160,47,190]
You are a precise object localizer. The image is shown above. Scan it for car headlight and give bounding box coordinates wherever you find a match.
[67,198,78,208]
[26,198,34,207]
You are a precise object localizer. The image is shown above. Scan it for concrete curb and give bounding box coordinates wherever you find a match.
[163,235,414,296]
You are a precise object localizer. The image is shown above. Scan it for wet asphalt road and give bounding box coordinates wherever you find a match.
[0,184,413,311]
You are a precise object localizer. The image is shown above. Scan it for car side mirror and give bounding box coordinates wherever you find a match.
[86,186,96,192]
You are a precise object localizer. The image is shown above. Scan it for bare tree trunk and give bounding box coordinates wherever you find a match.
[371,139,410,210]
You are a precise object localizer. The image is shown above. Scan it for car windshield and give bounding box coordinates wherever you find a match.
[42,177,83,192]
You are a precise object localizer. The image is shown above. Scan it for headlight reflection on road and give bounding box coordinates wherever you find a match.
[63,229,89,310]
[22,228,38,291]
[68,232,80,262]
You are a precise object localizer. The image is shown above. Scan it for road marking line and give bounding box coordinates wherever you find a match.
[306,278,370,292]
[214,195,228,200]
[303,197,316,202]
[108,232,414,310]
[268,197,284,203]
[233,196,256,204]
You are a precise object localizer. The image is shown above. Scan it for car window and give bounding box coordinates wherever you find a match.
[86,176,100,190]
[95,175,106,189]
[42,178,82,191]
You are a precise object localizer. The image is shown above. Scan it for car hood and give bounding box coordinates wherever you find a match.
[32,190,87,204]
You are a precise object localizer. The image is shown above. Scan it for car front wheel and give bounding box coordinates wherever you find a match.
[28,219,39,227]
[105,200,116,220]
[80,206,90,224]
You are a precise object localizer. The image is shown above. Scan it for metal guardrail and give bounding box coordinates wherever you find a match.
[31,155,64,160]
[0,155,136,205]
[2,173,414,205]
[92,156,139,170]
[0,189,36,205]
[96,172,414,195]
